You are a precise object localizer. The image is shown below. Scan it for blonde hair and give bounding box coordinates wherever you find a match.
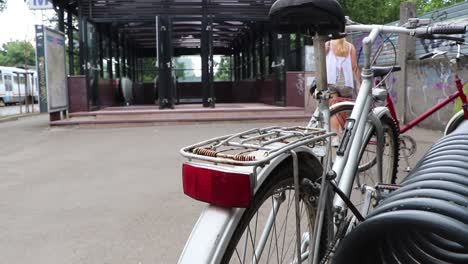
[332,38,349,57]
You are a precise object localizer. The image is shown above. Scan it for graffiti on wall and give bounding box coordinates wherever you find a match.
[406,61,459,128]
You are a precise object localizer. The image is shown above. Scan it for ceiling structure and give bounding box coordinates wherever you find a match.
[59,0,275,55]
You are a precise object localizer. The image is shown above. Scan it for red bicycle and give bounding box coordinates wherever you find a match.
[330,38,468,175]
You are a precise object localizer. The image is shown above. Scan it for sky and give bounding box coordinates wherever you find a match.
[0,0,54,45]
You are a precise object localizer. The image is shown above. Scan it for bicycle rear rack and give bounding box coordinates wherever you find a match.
[180,126,336,167]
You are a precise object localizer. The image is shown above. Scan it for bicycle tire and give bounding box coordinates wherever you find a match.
[220,154,330,264]
[329,104,399,208]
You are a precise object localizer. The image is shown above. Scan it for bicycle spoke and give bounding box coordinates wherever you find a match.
[234,249,243,264]
[280,189,293,261]
[247,225,259,263]
[271,196,281,264]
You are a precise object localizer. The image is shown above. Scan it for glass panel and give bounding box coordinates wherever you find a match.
[0,70,3,84]
[5,75,12,91]
[214,55,232,82]
[173,56,201,82]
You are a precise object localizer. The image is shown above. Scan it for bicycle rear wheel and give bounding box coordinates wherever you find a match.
[220,155,330,264]
[330,104,399,210]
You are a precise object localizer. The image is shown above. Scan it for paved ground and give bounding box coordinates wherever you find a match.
[0,115,443,263]
[0,104,39,117]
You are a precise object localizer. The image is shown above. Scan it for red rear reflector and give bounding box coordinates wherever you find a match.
[182,163,251,208]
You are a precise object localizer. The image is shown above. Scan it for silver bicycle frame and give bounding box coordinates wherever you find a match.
[331,24,413,214]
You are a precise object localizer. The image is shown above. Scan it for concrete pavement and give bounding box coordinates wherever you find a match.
[0,115,443,263]
[0,104,39,117]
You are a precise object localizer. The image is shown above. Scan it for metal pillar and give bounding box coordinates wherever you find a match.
[268,31,273,75]
[122,34,127,77]
[78,14,86,75]
[57,4,65,32]
[98,25,104,78]
[251,26,257,79]
[259,24,265,80]
[115,31,121,79]
[157,15,173,108]
[246,33,251,79]
[283,34,291,72]
[107,24,113,80]
[67,10,74,75]
[273,33,286,105]
[201,15,214,107]
[295,30,302,71]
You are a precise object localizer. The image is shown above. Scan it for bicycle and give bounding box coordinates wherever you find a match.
[177,1,467,263]
[330,33,468,174]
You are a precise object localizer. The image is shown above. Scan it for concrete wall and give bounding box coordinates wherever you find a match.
[390,56,468,130]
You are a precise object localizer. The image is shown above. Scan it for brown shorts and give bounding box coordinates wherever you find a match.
[328,85,354,98]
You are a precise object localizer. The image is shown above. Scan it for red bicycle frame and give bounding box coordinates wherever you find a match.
[387,76,468,134]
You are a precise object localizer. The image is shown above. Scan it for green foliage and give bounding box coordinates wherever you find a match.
[339,0,467,24]
[142,58,157,82]
[414,0,467,14]
[0,41,36,67]
[174,61,186,79]
[214,56,231,81]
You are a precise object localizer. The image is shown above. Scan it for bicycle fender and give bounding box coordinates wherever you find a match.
[372,106,391,120]
[178,147,322,264]
[445,109,465,135]
[330,101,391,120]
[178,204,244,264]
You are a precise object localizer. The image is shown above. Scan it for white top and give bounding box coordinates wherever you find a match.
[326,42,354,89]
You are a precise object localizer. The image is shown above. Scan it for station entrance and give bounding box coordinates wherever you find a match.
[55,0,310,112]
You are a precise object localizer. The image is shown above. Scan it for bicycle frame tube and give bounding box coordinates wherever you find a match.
[455,79,468,119]
[387,56,468,134]
[331,28,381,212]
[399,91,461,134]
[387,80,468,134]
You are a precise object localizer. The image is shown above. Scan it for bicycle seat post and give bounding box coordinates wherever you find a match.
[313,34,329,96]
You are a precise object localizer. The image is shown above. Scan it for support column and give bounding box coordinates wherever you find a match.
[268,31,273,75]
[67,10,74,75]
[57,4,65,32]
[246,33,251,79]
[157,15,173,108]
[97,25,103,78]
[107,25,113,80]
[78,14,86,75]
[259,24,265,80]
[251,27,257,79]
[234,44,240,82]
[272,33,286,105]
[399,2,416,124]
[201,15,214,107]
[283,34,291,72]
[122,34,127,77]
[240,40,245,80]
[295,30,302,71]
[115,31,121,79]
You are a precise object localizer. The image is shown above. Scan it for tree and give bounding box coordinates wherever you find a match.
[0,41,36,67]
[0,0,7,12]
[214,56,231,81]
[414,0,467,14]
[339,0,467,24]
[174,61,187,79]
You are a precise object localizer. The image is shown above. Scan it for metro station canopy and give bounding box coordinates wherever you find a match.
[60,0,275,56]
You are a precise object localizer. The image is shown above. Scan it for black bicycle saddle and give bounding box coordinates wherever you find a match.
[269,0,346,35]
